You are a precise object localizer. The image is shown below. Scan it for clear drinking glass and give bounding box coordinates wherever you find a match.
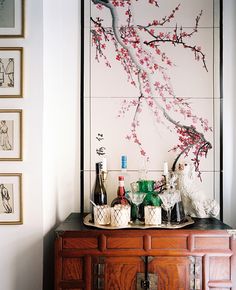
[130,182,147,223]
[159,190,179,226]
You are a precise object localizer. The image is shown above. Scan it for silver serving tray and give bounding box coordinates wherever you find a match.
[83,214,194,229]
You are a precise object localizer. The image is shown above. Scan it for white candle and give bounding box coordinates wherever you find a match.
[110,205,130,227]
[145,206,162,225]
[163,161,168,176]
[102,157,107,172]
[94,205,110,225]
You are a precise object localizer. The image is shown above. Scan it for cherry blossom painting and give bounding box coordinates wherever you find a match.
[81,0,221,212]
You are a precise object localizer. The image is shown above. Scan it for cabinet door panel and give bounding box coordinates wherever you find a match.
[209,256,230,280]
[62,258,83,280]
[149,256,191,290]
[93,256,143,290]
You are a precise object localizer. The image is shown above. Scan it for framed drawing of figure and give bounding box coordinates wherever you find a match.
[0,0,25,38]
[0,109,23,161]
[0,48,23,98]
[0,173,22,225]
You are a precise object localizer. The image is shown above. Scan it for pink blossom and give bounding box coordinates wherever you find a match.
[154,81,160,88]
[166,104,171,110]
[154,63,158,70]
[112,0,119,7]
[134,138,141,145]
[152,20,159,25]
[140,149,146,156]
[96,4,103,10]
[131,100,138,106]
[150,29,155,36]
[140,59,144,65]
[172,34,177,41]
[148,0,158,6]
[148,100,154,107]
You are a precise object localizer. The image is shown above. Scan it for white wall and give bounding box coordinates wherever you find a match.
[42,0,80,288]
[0,0,81,288]
[0,1,44,290]
[43,0,80,233]
[223,0,236,227]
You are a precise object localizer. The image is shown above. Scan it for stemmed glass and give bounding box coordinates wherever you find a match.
[159,190,179,226]
[129,182,146,224]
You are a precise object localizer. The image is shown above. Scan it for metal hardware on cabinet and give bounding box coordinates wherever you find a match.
[137,273,158,290]
[55,231,64,238]
[141,279,150,289]
[227,229,236,240]
[93,257,105,290]
[141,256,154,264]
[189,256,202,290]
[94,263,104,276]
[137,256,158,290]
[97,277,104,289]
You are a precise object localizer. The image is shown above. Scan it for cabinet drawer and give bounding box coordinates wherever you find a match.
[152,236,188,250]
[63,237,98,249]
[194,236,230,250]
[107,236,143,249]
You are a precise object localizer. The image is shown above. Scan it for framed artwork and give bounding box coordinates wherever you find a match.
[0,47,23,98]
[81,0,222,214]
[0,109,23,161]
[0,0,25,38]
[0,173,22,225]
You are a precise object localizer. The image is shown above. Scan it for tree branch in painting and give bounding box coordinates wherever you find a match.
[91,0,212,179]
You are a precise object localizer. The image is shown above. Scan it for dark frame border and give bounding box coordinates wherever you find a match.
[80,0,85,214]
[219,0,223,221]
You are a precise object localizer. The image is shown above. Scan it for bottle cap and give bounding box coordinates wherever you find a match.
[121,155,127,169]
[118,176,124,181]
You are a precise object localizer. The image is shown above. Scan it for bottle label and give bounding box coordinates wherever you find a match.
[119,180,125,187]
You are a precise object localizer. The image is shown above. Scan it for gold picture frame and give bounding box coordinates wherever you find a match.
[0,0,25,38]
[0,47,23,98]
[0,173,23,225]
[0,109,23,161]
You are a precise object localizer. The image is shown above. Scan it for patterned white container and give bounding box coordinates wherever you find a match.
[144,206,162,225]
[94,205,110,225]
[110,204,131,227]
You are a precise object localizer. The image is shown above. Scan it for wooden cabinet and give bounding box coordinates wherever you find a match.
[55,213,236,290]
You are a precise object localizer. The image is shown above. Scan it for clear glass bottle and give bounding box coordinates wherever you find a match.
[139,180,161,220]
[121,155,131,193]
[111,176,131,206]
[93,162,107,205]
